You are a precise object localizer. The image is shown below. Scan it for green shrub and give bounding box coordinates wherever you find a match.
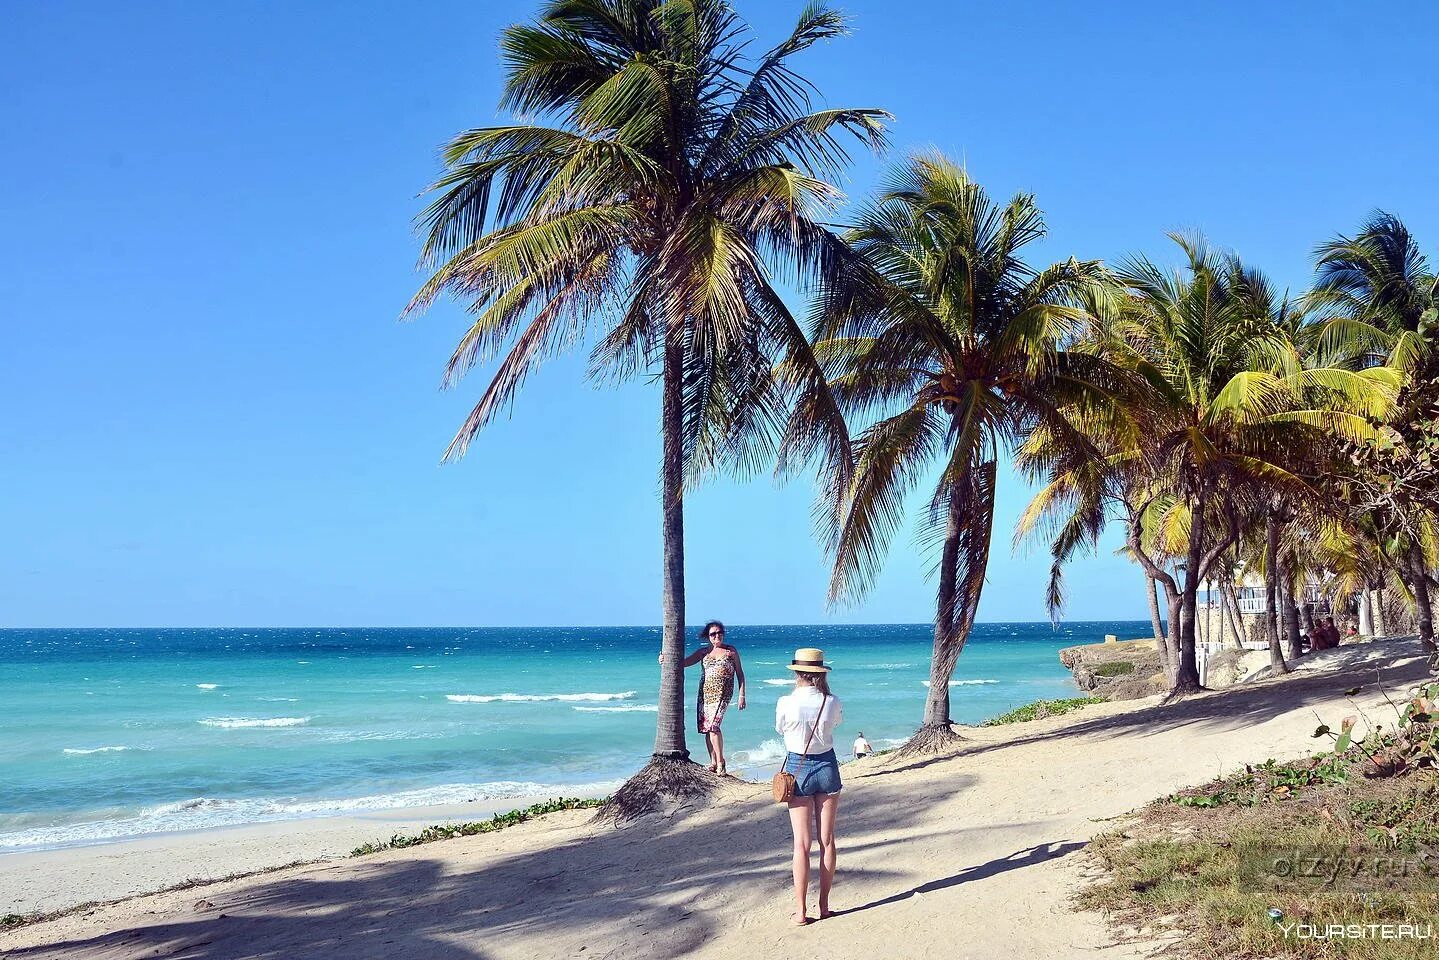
[1093,660,1136,677]
[982,696,1106,725]
[350,797,606,857]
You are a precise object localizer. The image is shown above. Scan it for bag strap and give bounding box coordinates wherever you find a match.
[796,692,829,760]
[776,691,830,777]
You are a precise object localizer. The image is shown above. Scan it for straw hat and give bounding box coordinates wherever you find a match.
[787,647,831,673]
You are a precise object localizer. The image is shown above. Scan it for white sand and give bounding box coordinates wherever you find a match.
[3,639,1431,960]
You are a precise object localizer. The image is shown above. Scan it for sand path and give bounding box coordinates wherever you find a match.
[3,640,1429,960]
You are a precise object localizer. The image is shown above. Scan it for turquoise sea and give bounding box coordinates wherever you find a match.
[0,623,1146,851]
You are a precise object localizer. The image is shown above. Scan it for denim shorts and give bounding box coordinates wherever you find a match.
[782,749,842,797]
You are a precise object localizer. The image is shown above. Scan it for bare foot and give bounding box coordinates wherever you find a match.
[717,764,727,776]
[818,908,834,920]
[790,912,810,926]
[706,762,717,773]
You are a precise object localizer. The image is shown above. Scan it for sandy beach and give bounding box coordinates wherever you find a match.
[2,638,1429,960]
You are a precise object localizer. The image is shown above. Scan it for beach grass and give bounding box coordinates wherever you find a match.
[349,797,607,857]
[1081,751,1439,958]
[982,696,1107,726]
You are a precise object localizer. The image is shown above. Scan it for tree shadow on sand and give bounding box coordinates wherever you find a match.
[3,768,983,960]
[835,840,1086,916]
[860,647,1433,779]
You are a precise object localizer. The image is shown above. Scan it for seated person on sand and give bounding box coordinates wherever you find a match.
[852,731,873,759]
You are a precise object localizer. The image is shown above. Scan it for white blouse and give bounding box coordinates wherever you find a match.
[775,686,843,754]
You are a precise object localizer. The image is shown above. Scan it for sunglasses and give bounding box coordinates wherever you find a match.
[708,629,724,638]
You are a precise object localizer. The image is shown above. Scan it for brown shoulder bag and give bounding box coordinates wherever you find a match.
[772,693,828,804]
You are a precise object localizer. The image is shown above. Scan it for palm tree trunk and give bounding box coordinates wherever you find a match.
[1146,574,1170,679]
[598,333,713,822]
[1221,580,1245,649]
[904,466,993,756]
[1173,499,1206,694]
[1373,586,1387,636]
[1264,513,1289,674]
[653,333,689,760]
[1407,544,1436,655]
[1279,558,1302,659]
[920,486,962,732]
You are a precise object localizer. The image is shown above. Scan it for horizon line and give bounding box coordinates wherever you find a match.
[0,619,1155,631]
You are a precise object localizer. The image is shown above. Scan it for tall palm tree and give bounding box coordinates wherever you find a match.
[406,0,887,814]
[813,154,1116,752]
[1313,213,1439,656]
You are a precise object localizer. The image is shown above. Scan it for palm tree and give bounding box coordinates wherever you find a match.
[1022,236,1397,694]
[1313,213,1439,656]
[813,154,1116,752]
[406,0,887,815]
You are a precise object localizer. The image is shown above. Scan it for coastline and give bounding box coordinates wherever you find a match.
[6,638,1431,959]
[1,763,797,918]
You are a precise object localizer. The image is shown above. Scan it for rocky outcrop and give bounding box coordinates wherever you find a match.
[1058,637,1167,701]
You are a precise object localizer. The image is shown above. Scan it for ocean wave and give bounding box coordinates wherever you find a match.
[411,665,436,669]
[762,678,795,686]
[862,663,915,670]
[195,683,220,690]
[0,779,622,852]
[572,704,659,713]
[445,691,636,704]
[731,738,787,765]
[921,679,999,687]
[198,717,310,728]
[62,746,132,756]
[257,697,299,702]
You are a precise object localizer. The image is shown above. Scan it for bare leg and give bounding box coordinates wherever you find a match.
[713,729,726,773]
[702,726,716,771]
[787,796,814,924]
[816,793,839,917]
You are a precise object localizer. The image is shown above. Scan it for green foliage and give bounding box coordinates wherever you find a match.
[1312,681,1439,777]
[1093,660,1136,677]
[350,797,606,857]
[1169,756,1353,808]
[1348,783,1439,851]
[982,696,1106,725]
[1,914,29,928]
[1088,762,1439,959]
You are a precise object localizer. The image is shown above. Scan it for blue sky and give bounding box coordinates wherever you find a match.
[2,1,1435,627]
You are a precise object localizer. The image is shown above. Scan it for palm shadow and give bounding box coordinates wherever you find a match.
[834,840,1087,916]
[3,770,977,960]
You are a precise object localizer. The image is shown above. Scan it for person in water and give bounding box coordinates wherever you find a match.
[776,647,843,925]
[659,620,746,773]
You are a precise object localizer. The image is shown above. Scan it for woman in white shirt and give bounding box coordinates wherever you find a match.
[774,647,843,925]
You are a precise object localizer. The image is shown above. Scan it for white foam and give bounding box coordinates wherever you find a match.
[572,704,659,713]
[445,691,636,704]
[762,678,795,686]
[62,746,131,756]
[921,679,999,687]
[195,683,220,690]
[864,663,914,670]
[0,779,621,852]
[411,665,436,669]
[257,697,299,702]
[198,717,310,728]
[731,738,788,765]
